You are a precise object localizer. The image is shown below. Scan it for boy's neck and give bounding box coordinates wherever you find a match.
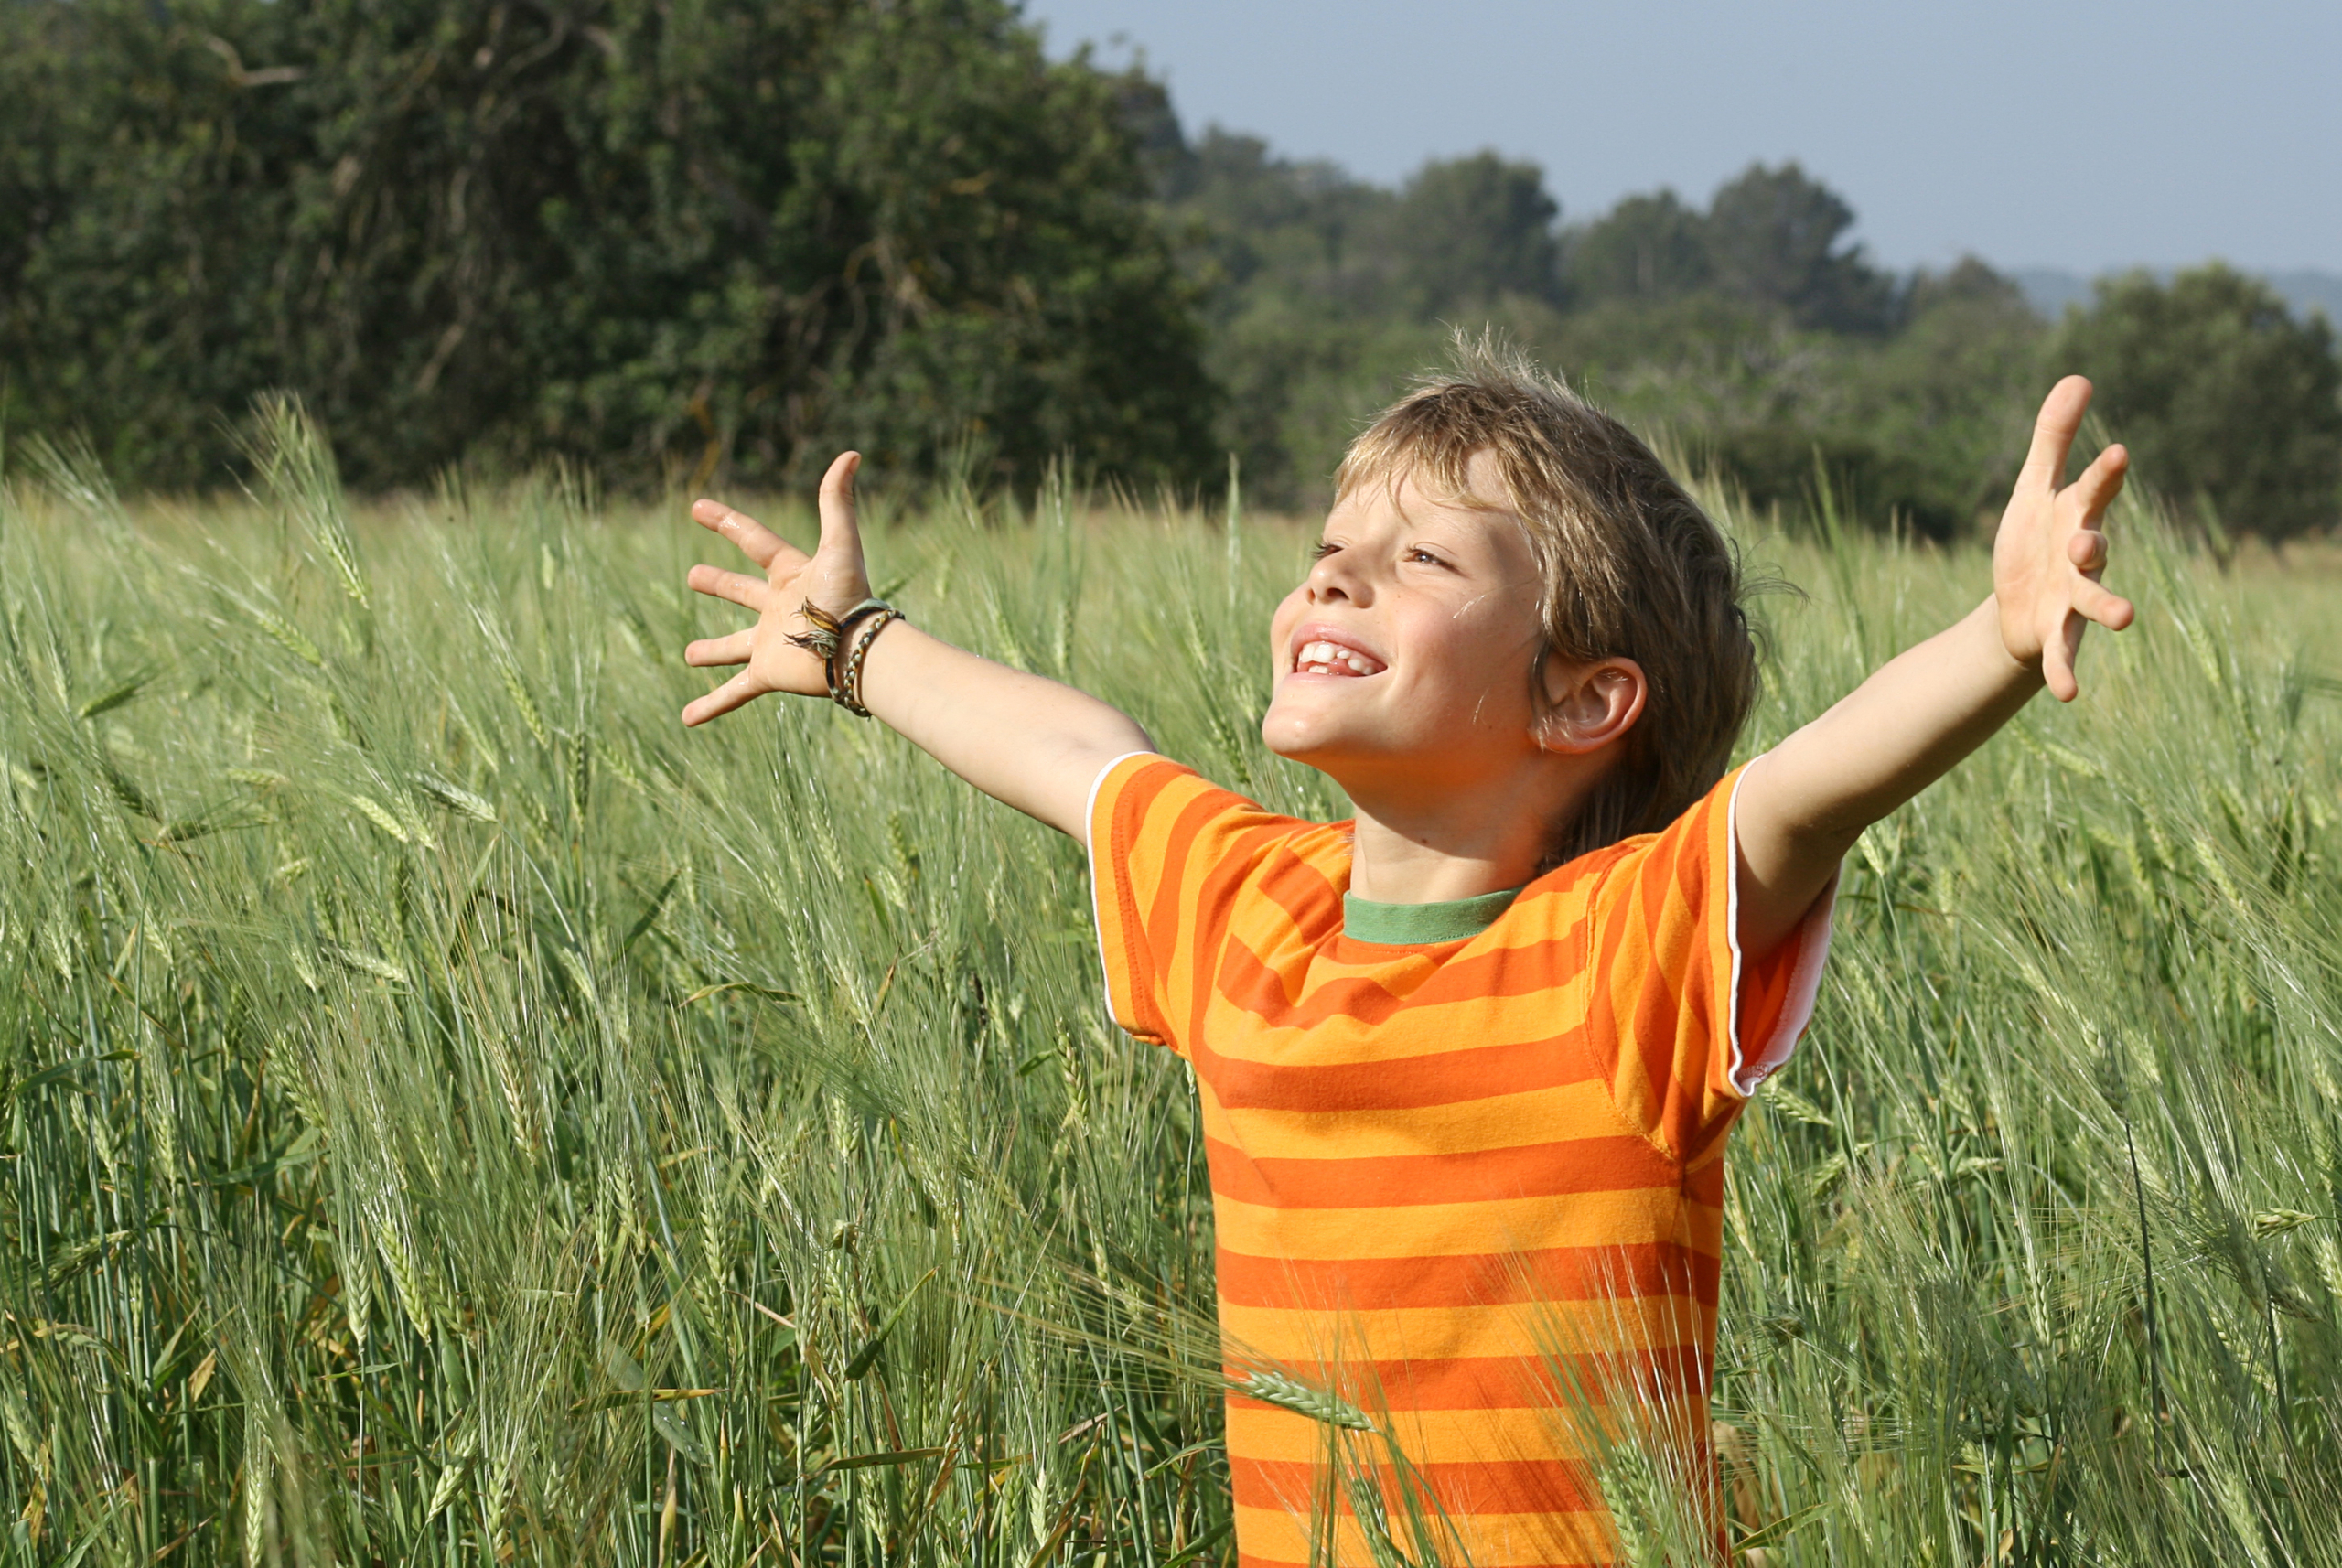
[1340,761,1597,904]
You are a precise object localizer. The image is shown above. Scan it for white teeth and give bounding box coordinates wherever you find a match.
[1295,639,1381,675]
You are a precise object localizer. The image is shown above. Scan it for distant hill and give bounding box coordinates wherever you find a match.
[2014,265,2342,324]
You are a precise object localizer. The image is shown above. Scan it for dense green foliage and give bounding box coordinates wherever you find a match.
[0,0,1215,492]
[5,0,2338,539]
[1575,162,1897,333]
[5,418,2342,1563]
[2055,265,2342,548]
[1157,128,2342,540]
[1155,135,2047,527]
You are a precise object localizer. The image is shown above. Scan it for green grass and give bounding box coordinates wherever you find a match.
[2,408,2339,1566]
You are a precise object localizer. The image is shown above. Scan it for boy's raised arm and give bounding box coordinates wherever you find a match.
[681,452,1154,843]
[1733,376,2135,956]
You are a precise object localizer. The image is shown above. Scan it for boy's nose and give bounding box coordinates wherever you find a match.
[1307,557,1369,605]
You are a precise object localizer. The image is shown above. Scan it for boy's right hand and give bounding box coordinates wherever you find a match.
[678,448,1154,837]
[682,451,870,726]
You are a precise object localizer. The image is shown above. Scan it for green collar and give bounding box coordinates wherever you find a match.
[1341,886,1523,946]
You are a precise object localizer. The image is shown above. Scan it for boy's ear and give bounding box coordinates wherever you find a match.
[1534,654,1646,755]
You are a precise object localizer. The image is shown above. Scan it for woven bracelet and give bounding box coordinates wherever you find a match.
[796,597,890,709]
[834,606,903,717]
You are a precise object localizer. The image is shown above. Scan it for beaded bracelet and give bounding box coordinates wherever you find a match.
[833,606,903,717]
[786,596,893,707]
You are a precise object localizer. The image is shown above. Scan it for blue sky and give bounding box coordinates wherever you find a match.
[1022,0,2342,277]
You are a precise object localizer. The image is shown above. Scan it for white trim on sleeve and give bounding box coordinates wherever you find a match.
[1722,757,1841,1097]
[1083,751,1159,1033]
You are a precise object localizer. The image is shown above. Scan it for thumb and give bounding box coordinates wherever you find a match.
[815,450,865,565]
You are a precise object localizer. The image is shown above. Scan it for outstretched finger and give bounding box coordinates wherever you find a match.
[814,451,865,561]
[2041,615,2082,703]
[2066,441,2129,523]
[685,630,754,668]
[682,671,767,727]
[2071,575,2136,632]
[693,499,800,573]
[687,564,768,612]
[2017,375,2093,492]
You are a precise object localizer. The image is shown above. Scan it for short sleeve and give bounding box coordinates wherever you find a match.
[1583,758,1837,1165]
[1085,754,1308,1055]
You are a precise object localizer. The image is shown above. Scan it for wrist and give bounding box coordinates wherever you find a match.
[1979,595,2047,689]
[827,601,905,717]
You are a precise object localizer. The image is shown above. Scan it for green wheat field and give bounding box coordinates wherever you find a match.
[3,406,2339,1566]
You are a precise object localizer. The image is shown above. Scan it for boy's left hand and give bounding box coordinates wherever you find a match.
[1739,375,2139,956]
[1993,375,2136,702]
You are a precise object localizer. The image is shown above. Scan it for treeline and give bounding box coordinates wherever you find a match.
[1145,113,2342,538]
[0,0,1215,491]
[4,0,2339,538]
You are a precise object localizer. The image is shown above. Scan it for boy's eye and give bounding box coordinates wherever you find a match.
[1405,547,1449,568]
[1311,541,1341,560]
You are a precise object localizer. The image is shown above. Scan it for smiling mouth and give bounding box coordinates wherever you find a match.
[1295,639,1386,677]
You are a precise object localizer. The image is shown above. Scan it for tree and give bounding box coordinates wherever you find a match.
[1149,135,1570,505]
[0,0,312,484]
[1545,256,2047,541]
[1703,162,1896,334]
[0,0,1218,492]
[1564,190,1711,306]
[1836,258,2050,535]
[1379,152,1561,316]
[1154,127,1393,315]
[2056,264,2342,543]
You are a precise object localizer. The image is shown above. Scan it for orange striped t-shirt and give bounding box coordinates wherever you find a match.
[1086,754,1835,1567]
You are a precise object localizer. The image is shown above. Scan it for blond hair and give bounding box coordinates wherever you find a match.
[1335,335,1756,865]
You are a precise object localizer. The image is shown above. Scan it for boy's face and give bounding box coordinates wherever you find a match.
[1262,454,1552,790]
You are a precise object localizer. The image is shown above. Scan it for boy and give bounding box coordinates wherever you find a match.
[679,343,2132,1565]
